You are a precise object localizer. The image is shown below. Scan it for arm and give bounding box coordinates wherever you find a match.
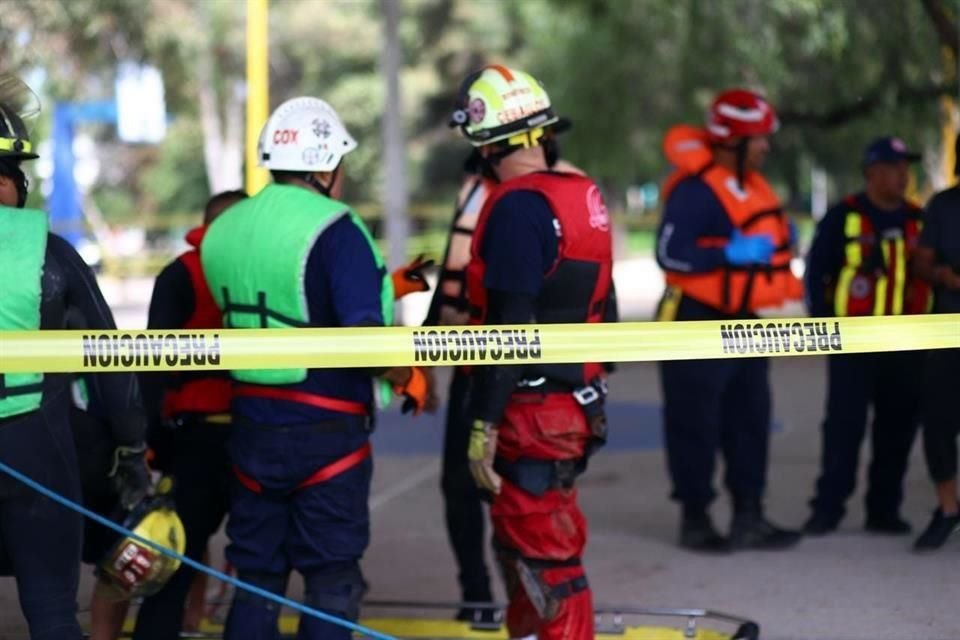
[317,217,437,412]
[473,290,537,424]
[141,259,195,471]
[142,260,194,419]
[468,191,557,493]
[49,234,149,508]
[914,197,960,290]
[472,190,557,425]
[804,207,847,317]
[655,177,728,273]
[50,234,147,447]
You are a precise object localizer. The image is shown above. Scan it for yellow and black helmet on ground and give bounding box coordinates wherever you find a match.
[97,477,186,600]
[449,65,568,149]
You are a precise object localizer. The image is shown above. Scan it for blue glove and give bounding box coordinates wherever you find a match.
[724,231,775,265]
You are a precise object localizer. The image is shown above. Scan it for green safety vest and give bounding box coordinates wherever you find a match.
[201,183,394,386]
[0,206,47,418]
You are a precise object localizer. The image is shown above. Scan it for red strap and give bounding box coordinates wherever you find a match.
[297,442,372,489]
[234,385,368,416]
[233,442,372,494]
[233,465,262,494]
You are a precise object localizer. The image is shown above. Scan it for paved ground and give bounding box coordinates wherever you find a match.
[0,265,955,639]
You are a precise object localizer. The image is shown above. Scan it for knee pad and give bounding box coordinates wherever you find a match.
[233,571,287,612]
[304,563,366,621]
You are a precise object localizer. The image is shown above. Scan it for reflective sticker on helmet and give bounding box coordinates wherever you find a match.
[312,119,331,138]
[468,98,486,123]
[302,148,321,166]
[716,102,768,123]
[496,100,547,125]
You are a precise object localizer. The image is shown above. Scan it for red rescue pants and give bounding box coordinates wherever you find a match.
[491,395,593,640]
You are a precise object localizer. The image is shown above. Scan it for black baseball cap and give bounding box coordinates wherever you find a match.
[862,136,921,167]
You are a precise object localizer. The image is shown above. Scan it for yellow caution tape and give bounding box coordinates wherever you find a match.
[0,315,957,373]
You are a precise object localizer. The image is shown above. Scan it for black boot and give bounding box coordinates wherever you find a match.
[455,586,499,628]
[729,500,802,551]
[679,506,730,553]
[914,508,960,551]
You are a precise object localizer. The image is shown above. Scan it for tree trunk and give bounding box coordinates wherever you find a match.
[196,6,243,195]
[380,0,410,320]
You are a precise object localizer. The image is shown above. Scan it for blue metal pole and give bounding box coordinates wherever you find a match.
[49,102,81,244]
[48,100,117,246]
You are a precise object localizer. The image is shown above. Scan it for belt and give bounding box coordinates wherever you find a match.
[235,385,368,416]
[169,412,232,428]
[494,456,581,496]
[516,378,607,403]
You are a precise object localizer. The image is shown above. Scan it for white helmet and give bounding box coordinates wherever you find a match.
[258,97,357,172]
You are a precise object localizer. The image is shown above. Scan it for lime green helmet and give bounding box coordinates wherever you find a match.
[449,65,564,147]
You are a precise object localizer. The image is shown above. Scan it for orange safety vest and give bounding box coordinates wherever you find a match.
[660,126,802,315]
[161,226,232,419]
[832,196,932,316]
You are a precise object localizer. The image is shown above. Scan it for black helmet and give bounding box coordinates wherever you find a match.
[0,74,40,161]
[0,104,37,160]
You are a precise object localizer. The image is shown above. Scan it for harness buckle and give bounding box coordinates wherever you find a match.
[572,385,599,406]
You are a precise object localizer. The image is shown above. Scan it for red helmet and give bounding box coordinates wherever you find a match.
[706,89,778,142]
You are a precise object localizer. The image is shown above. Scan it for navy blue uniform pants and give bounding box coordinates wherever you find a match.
[223,420,371,640]
[0,388,83,640]
[133,420,231,640]
[921,348,960,483]
[440,369,493,604]
[810,351,924,520]
[659,356,771,509]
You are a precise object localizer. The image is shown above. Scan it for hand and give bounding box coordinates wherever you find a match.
[724,230,775,266]
[392,366,438,415]
[468,420,501,494]
[933,265,960,290]
[109,445,150,510]
[391,255,435,299]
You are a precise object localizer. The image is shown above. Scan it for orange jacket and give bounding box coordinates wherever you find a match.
[661,125,802,315]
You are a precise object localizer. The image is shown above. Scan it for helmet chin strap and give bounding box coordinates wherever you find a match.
[735,138,748,188]
[305,165,340,197]
[478,138,556,183]
[715,138,750,188]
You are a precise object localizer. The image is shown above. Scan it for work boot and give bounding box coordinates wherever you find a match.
[456,587,500,629]
[914,508,960,552]
[728,501,802,551]
[679,507,730,553]
[455,604,501,629]
[864,513,912,535]
[802,511,841,536]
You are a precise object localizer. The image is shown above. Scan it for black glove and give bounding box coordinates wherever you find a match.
[108,444,150,510]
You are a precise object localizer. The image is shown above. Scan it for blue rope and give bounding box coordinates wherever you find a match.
[0,460,398,640]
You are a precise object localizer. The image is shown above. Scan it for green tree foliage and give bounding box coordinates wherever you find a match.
[0,0,955,222]
[525,0,954,204]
